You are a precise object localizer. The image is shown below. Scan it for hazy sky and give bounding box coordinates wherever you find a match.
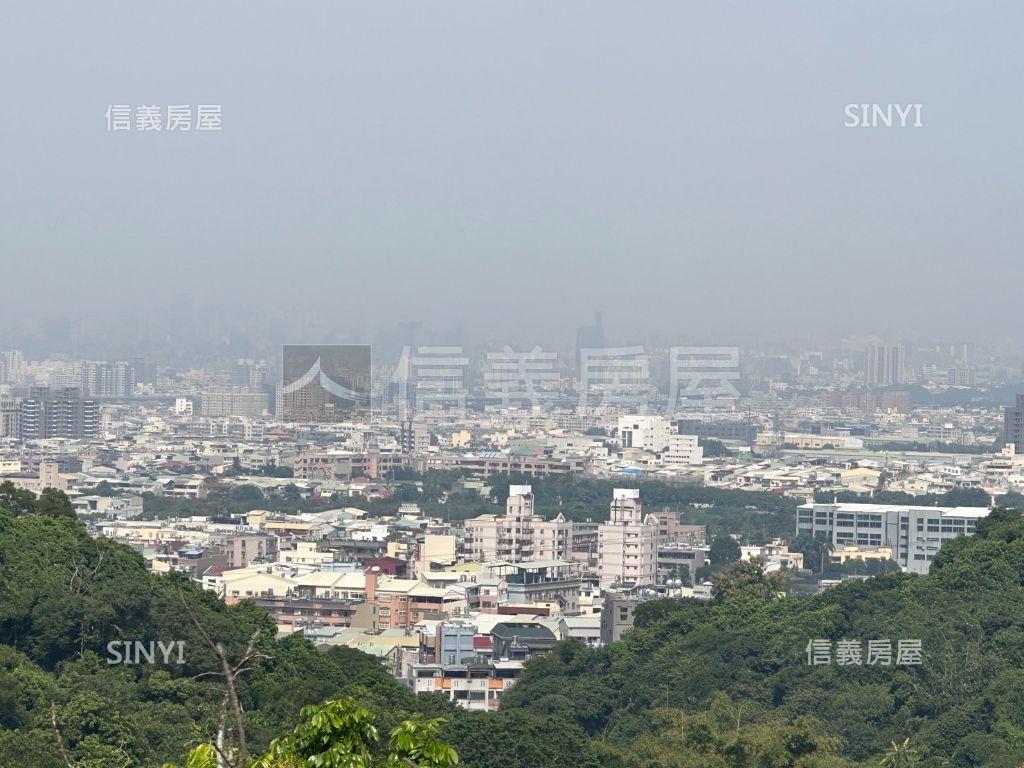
[2,1,1023,351]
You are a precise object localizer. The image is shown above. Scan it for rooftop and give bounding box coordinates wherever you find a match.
[801,502,990,519]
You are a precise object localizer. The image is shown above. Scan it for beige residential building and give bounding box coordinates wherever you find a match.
[598,488,658,588]
[408,660,522,711]
[278,541,336,567]
[365,568,463,631]
[218,533,279,569]
[292,571,367,600]
[830,544,894,564]
[463,485,572,563]
[221,571,296,604]
[417,534,458,575]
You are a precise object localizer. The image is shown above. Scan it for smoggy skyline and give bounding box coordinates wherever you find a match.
[3,1,1023,349]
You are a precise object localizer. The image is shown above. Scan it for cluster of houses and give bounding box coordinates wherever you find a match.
[86,484,766,708]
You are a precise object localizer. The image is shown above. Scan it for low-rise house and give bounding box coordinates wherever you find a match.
[558,615,601,646]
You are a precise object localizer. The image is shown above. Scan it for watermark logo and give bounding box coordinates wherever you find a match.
[805,638,922,666]
[667,346,740,412]
[392,345,470,415]
[107,640,186,665]
[579,346,652,410]
[105,104,222,132]
[281,345,371,423]
[484,346,560,410]
[843,103,922,128]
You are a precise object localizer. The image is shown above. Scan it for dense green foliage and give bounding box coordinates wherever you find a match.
[708,534,742,567]
[0,482,75,519]
[8,481,1024,766]
[503,508,1024,766]
[0,501,598,768]
[366,473,799,545]
[139,482,326,520]
[698,438,733,458]
[141,472,799,546]
[161,697,458,768]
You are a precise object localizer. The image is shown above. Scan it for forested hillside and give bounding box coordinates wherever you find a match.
[5,484,1024,766]
[0,492,597,768]
[504,506,1024,767]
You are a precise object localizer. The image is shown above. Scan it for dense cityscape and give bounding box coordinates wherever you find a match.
[5,1,1024,766]
[3,328,1024,764]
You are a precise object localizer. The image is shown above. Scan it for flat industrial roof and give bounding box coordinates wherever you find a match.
[800,502,990,519]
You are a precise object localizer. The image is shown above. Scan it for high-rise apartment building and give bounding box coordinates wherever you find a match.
[0,350,24,384]
[400,419,431,453]
[278,345,371,423]
[865,344,905,388]
[598,488,658,588]
[231,359,268,389]
[201,387,269,418]
[81,361,136,398]
[948,360,976,388]
[1003,395,1024,453]
[0,396,20,438]
[18,387,99,440]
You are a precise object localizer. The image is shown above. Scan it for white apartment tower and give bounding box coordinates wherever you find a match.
[618,415,703,466]
[618,415,672,452]
[664,433,703,466]
[598,488,658,587]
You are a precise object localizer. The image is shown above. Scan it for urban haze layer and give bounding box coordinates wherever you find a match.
[3,2,1024,767]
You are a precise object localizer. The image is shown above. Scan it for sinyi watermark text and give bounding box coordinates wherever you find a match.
[844,103,923,128]
[107,640,186,665]
[806,638,922,666]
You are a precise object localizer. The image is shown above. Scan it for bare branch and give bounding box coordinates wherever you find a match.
[219,642,248,767]
[177,588,217,653]
[176,590,270,767]
[50,703,77,768]
[215,691,232,768]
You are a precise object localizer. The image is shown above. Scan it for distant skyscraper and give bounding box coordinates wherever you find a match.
[1003,395,1024,453]
[948,360,976,388]
[131,357,158,386]
[865,343,905,388]
[0,396,19,438]
[0,350,24,384]
[231,359,267,389]
[81,361,136,398]
[19,387,99,440]
[576,311,606,366]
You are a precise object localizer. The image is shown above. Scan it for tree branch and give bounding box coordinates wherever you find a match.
[50,703,77,768]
